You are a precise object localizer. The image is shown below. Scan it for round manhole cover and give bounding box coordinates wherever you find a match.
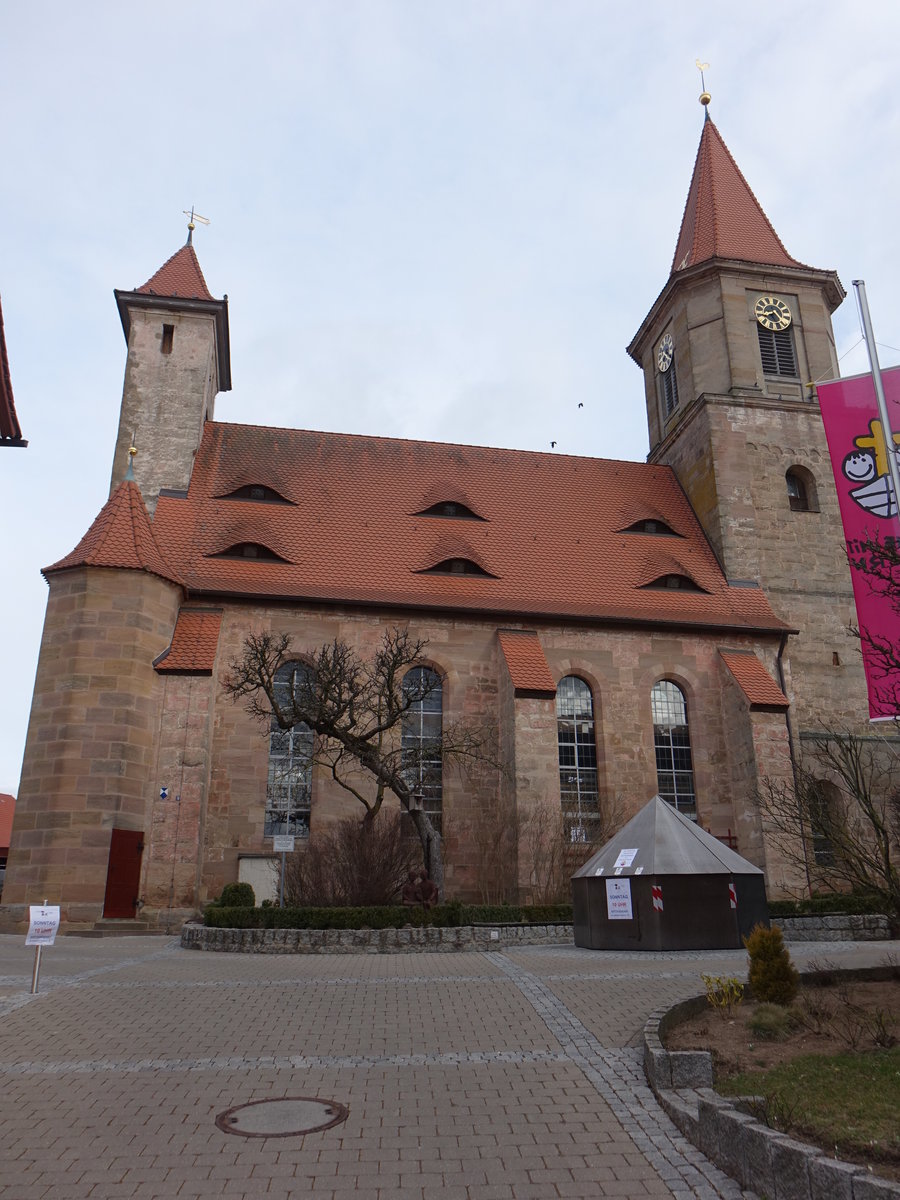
[215,1097,349,1138]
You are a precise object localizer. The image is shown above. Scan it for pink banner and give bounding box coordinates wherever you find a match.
[818,366,900,718]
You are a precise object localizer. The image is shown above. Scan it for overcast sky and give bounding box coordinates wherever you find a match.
[2,1,899,794]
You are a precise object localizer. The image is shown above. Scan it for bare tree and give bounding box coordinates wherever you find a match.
[226,627,494,897]
[281,813,417,907]
[759,728,900,928]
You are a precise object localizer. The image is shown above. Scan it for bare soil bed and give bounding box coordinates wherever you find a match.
[665,976,900,1179]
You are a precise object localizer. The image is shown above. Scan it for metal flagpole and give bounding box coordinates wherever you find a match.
[853,280,900,519]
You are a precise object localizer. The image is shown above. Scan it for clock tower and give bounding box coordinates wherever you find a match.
[627,106,867,733]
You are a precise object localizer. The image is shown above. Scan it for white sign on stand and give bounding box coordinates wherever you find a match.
[606,877,633,920]
[26,905,60,946]
[272,836,295,853]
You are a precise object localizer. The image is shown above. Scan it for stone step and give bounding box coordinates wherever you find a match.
[65,920,170,938]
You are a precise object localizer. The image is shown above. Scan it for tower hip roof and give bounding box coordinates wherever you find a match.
[671,117,804,274]
[44,478,183,586]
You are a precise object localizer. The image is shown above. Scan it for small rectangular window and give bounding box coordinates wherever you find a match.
[161,324,174,355]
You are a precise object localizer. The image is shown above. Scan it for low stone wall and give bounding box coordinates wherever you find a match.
[774,913,891,941]
[642,984,900,1199]
[181,923,575,953]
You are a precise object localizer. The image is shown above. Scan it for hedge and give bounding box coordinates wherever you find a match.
[203,902,574,930]
[767,892,887,917]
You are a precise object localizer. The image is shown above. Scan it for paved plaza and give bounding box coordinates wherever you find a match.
[1,934,897,1199]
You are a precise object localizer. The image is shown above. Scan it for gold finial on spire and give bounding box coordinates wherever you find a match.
[182,206,210,246]
[126,433,137,481]
[696,59,711,113]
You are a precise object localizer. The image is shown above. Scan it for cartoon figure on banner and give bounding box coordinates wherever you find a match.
[842,418,900,519]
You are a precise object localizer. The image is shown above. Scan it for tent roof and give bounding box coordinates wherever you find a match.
[572,795,763,878]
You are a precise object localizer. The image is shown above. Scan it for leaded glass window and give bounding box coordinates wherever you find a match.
[651,680,696,819]
[556,676,600,842]
[401,667,443,834]
[265,661,314,838]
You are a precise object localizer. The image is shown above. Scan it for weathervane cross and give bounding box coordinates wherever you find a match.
[182,206,210,245]
[695,59,711,112]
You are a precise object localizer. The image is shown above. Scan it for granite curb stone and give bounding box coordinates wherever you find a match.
[642,997,900,1199]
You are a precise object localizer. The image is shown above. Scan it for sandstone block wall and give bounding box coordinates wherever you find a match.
[1,568,181,928]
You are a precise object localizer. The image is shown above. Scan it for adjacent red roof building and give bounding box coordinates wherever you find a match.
[0,295,25,447]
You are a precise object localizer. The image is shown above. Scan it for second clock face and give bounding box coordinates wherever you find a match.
[755,295,792,331]
[657,332,675,373]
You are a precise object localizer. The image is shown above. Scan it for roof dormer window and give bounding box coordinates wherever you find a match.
[217,484,293,505]
[414,501,486,521]
[208,542,289,562]
[622,519,679,537]
[641,573,705,592]
[418,558,495,577]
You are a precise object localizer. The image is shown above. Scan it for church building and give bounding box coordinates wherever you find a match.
[0,108,867,930]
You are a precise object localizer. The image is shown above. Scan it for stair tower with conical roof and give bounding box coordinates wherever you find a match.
[628,106,866,733]
[110,236,231,515]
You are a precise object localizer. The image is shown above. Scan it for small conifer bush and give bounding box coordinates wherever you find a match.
[744,922,799,1005]
[219,882,256,907]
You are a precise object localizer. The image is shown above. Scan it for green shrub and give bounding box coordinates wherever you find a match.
[219,882,256,908]
[745,923,799,1005]
[749,1002,797,1040]
[766,892,885,918]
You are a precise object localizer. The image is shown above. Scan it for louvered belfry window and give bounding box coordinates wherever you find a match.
[662,364,679,416]
[757,325,797,377]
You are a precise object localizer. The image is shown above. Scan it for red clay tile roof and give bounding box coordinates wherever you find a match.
[719,650,789,708]
[154,608,222,674]
[497,630,557,695]
[136,243,215,301]
[0,296,25,446]
[44,479,183,586]
[0,792,14,849]
[671,119,804,274]
[149,422,787,634]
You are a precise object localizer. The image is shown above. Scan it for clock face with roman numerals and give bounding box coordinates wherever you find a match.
[656,332,675,373]
[755,295,792,331]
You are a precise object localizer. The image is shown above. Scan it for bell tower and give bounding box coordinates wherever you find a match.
[627,103,867,732]
[110,235,231,515]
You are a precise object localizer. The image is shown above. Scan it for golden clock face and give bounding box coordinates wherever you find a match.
[755,295,792,331]
[657,332,675,373]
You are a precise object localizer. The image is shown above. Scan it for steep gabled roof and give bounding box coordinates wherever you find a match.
[44,478,182,586]
[0,295,25,446]
[671,118,804,274]
[149,421,788,634]
[497,630,557,696]
[136,243,214,300]
[720,649,789,709]
[154,608,222,674]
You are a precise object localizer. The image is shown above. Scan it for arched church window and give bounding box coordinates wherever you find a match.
[651,680,696,819]
[266,661,314,838]
[808,779,840,867]
[786,467,817,512]
[401,667,443,834]
[556,676,600,843]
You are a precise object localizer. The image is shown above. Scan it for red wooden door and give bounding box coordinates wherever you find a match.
[102,828,144,918]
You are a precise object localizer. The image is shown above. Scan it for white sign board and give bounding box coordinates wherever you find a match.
[26,905,60,946]
[272,835,295,853]
[605,878,633,920]
[613,848,638,871]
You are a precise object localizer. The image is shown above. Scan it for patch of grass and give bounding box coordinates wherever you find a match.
[748,1003,796,1041]
[719,1048,900,1163]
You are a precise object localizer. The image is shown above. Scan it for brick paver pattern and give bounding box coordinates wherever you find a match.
[1,934,896,1199]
